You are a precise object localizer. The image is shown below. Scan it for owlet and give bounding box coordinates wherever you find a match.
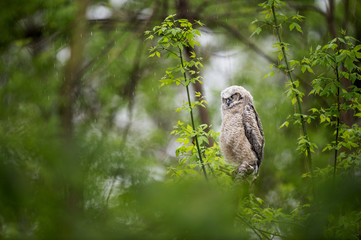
[220,85,265,177]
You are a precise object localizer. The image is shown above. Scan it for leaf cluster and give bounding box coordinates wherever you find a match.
[251,0,304,38]
[306,37,361,158]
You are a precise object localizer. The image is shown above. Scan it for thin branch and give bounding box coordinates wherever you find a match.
[290,0,337,39]
[271,4,313,173]
[195,0,248,15]
[236,214,266,239]
[105,176,116,206]
[179,47,208,181]
[207,18,276,64]
[236,214,289,240]
[81,1,158,78]
[288,1,326,17]
[81,23,150,78]
[176,0,214,147]
[205,18,330,110]
[184,46,214,147]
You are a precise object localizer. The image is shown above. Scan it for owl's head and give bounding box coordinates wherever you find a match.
[221,85,253,110]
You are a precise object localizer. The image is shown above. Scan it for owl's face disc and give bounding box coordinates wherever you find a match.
[221,86,253,109]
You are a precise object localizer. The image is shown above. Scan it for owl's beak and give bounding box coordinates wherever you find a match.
[226,98,232,106]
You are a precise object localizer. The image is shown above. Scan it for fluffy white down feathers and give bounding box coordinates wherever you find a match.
[220,86,265,177]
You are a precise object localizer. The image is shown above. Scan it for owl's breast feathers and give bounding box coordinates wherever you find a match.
[220,108,252,166]
[242,103,265,168]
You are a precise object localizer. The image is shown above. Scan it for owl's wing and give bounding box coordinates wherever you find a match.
[242,103,265,168]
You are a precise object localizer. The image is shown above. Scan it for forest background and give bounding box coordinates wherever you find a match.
[1,0,361,239]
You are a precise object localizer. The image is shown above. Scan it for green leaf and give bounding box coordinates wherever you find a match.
[292,14,305,22]
[323,43,338,50]
[289,22,295,31]
[146,35,154,40]
[344,57,355,72]
[280,121,289,128]
[187,33,195,48]
[294,80,300,88]
[289,22,302,33]
[353,44,361,52]
[256,197,263,204]
[337,37,345,44]
[291,97,297,105]
[250,27,262,38]
[335,52,347,63]
[289,60,299,66]
[309,108,319,113]
[264,71,275,78]
[301,65,306,73]
[251,18,259,25]
[194,20,205,26]
[165,51,177,59]
[305,65,314,73]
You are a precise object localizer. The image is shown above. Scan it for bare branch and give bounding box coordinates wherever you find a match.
[206,18,277,65]
[288,1,326,17]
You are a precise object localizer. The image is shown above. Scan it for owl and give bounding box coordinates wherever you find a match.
[220,85,265,177]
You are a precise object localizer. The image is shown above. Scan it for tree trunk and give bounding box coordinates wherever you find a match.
[58,0,89,213]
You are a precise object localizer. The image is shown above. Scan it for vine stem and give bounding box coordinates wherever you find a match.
[271,4,313,172]
[179,47,208,181]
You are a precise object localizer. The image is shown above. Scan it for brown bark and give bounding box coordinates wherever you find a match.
[342,0,350,30]
[59,0,88,137]
[326,0,337,38]
[58,0,89,212]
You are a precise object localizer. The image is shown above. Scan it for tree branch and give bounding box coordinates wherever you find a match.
[288,1,326,17]
[207,18,277,65]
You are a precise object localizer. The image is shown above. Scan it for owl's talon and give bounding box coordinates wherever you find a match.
[235,163,257,179]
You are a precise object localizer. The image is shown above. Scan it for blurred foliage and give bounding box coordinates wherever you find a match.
[0,0,361,239]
